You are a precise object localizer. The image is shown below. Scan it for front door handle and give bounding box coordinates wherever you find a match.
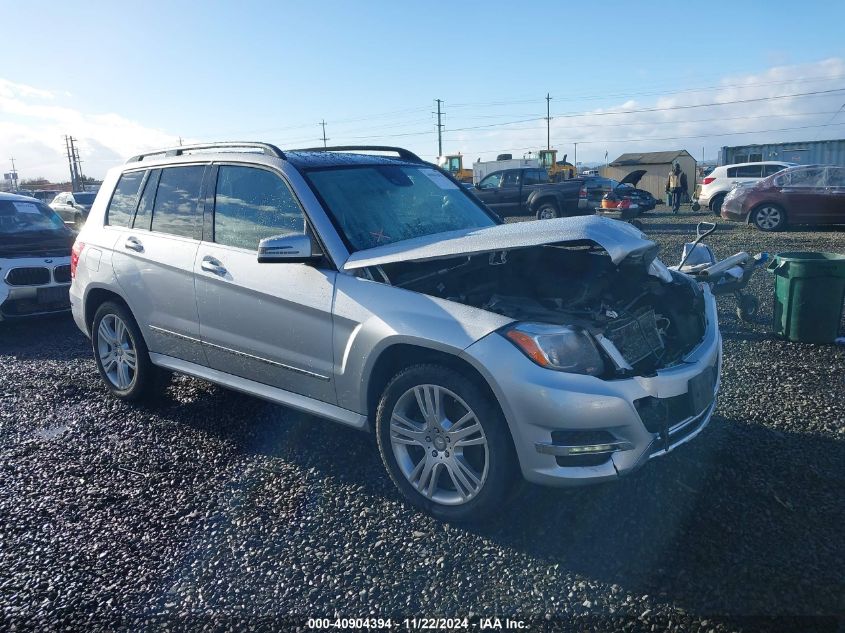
[124,236,144,252]
[200,256,227,276]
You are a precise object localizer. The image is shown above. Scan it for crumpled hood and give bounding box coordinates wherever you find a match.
[343,215,658,270]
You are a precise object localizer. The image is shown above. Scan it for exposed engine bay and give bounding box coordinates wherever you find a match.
[367,244,707,376]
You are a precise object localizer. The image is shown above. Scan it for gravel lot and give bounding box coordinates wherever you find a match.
[1,206,843,631]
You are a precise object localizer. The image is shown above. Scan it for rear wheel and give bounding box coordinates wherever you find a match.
[375,364,518,522]
[752,204,786,231]
[710,194,725,215]
[536,203,559,220]
[92,301,170,401]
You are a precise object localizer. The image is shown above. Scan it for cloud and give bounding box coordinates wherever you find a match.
[0,79,180,183]
[440,57,845,164]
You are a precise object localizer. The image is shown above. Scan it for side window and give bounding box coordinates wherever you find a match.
[213,166,305,250]
[734,165,763,178]
[501,171,520,187]
[763,164,786,177]
[107,171,145,227]
[826,167,845,187]
[132,170,160,230]
[150,166,205,239]
[726,167,737,178]
[478,173,502,189]
[523,170,548,185]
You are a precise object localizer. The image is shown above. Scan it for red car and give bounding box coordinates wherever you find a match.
[720,164,845,231]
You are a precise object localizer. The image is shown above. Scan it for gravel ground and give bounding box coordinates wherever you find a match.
[1,206,843,632]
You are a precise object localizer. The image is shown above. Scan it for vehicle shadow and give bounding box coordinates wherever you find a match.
[471,417,845,616]
[165,382,844,616]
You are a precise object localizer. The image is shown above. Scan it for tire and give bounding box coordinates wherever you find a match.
[375,364,519,522]
[751,203,786,232]
[536,203,559,220]
[736,294,759,322]
[92,301,170,401]
[710,194,725,216]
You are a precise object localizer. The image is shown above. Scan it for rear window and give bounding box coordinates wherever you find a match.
[150,166,205,239]
[727,165,763,178]
[107,171,145,227]
[73,193,97,205]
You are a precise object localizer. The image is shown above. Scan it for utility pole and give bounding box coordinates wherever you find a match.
[64,135,77,191]
[573,142,578,170]
[9,157,18,190]
[72,140,83,189]
[545,93,552,150]
[434,99,444,158]
[319,120,329,148]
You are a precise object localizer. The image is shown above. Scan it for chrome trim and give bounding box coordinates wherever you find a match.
[149,353,364,429]
[148,325,202,344]
[535,440,634,456]
[148,325,331,382]
[649,399,717,459]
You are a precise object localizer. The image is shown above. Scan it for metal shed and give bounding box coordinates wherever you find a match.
[601,150,696,200]
[719,139,845,167]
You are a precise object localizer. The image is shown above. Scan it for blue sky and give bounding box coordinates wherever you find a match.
[2,0,844,180]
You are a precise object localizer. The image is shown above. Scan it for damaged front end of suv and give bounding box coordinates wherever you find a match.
[345,216,721,486]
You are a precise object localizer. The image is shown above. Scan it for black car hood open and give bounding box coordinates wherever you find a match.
[619,169,647,186]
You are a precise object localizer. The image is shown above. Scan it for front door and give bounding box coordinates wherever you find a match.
[194,164,336,402]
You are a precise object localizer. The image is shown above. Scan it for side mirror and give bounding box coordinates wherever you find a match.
[257,234,320,264]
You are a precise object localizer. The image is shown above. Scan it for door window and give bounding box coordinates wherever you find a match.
[132,170,160,230]
[107,171,145,227]
[763,164,787,177]
[501,171,520,187]
[213,166,305,250]
[730,165,763,178]
[150,166,205,239]
[523,170,548,185]
[478,173,502,189]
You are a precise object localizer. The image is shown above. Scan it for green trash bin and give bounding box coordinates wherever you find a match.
[766,252,845,343]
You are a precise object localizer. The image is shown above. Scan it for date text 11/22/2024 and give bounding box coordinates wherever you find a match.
[306,617,528,630]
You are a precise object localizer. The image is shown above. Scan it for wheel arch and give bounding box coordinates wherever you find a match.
[365,343,503,429]
[529,194,560,213]
[84,286,132,334]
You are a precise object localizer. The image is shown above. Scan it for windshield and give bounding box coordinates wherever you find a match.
[0,199,67,234]
[306,165,498,251]
[74,192,97,205]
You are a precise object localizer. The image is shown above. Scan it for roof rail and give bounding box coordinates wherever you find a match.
[127,142,285,163]
[293,145,424,163]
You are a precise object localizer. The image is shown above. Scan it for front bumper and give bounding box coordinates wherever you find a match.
[461,287,721,487]
[0,256,72,321]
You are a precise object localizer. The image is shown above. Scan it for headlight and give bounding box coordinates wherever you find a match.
[504,323,605,375]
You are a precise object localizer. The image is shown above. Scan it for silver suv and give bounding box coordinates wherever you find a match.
[70,143,721,521]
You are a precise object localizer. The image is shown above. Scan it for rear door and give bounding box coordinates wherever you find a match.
[111,164,207,365]
[776,166,828,224]
[821,166,845,224]
[730,164,763,187]
[194,163,336,402]
[495,170,523,215]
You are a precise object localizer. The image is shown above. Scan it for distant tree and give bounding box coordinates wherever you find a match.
[21,177,50,185]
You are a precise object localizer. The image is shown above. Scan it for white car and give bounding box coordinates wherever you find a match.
[0,192,74,321]
[696,161,794,214]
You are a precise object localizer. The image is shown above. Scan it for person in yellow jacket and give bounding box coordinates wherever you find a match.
[665,162,688,214]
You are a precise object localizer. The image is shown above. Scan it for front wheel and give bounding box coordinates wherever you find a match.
[536,203,559,220]
[752,204,786,231]
[375,364,519,522]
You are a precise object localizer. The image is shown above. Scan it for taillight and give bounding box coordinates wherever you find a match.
[619,198,631,209]
[71,241,85,278]
[579,187,587,198]
[703,177,716,185]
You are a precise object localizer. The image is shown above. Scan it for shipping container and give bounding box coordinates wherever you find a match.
[719,139,845,167]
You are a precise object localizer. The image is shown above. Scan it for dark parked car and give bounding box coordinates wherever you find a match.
[720,164,845,231]
[473,168,583,219]
[578,171,657,213]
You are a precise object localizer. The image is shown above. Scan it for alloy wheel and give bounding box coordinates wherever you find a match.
[538,207,557,220]
[755,206,782,230]
[97,314,137,390]
[389,384,489,506]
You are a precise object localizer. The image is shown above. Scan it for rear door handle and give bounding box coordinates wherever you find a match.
[124,236,144,252]
[200,256,227,276]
